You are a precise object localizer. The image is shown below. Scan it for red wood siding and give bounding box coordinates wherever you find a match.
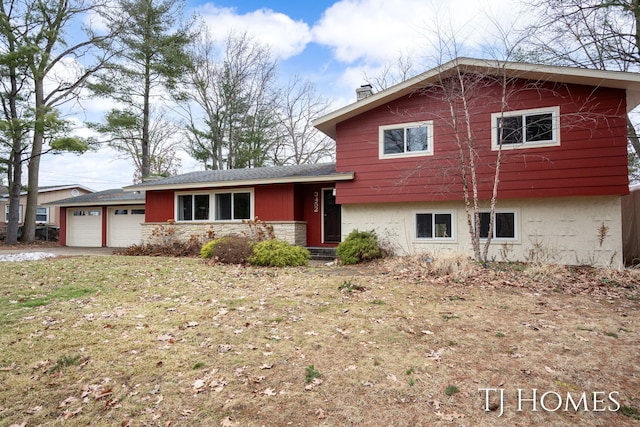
[300,183,330,247]
[145,184,331,246]
[254,184,295,220]
[59,207,67,246]
[335,79,629,204]
[145,190,174,222]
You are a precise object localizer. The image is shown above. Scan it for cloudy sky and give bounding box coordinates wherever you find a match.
[38,0,526,191]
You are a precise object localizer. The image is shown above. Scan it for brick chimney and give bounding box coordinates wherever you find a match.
[356,84,373,101]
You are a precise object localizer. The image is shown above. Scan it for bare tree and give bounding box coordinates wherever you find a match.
[414,60,512,262]
[363,55,416,92]
[182,31,280,170]
[522,0,640,160]
[272,75,334,165]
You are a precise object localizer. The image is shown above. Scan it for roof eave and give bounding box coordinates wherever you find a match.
[123,172,355,192]
[47,199,145,207]
[313,57,640,138]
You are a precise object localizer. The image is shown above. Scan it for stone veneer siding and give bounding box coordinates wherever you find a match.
[141,221,307,246]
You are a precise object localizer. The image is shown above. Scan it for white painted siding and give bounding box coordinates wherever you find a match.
[341,196,623,268]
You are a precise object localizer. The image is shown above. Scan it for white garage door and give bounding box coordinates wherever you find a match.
[67,208,102,247]
[107,206,144,247]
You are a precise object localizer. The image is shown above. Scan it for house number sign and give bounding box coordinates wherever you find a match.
[313,192,319,213]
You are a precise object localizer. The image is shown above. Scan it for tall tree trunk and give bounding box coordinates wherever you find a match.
[22,79,45,243]
[141,79,150,178]
[5,148,22,245]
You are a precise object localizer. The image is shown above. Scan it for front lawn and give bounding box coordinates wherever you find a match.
[0,255,639,426]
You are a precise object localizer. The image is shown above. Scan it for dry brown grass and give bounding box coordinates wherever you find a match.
[0,254,639,426]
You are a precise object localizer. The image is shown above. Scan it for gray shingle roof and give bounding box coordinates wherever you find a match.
[125,162,351,190]
[46,188,145,206]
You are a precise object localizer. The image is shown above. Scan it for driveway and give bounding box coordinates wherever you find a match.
[0,245,116,256]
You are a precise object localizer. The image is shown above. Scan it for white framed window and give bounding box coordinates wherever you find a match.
[177,193,210,221]
[36,207,49,223]
[176,190,253,222]
[479,211,517,240]
[380,121,434,159]
[491,106,560,150]
[5,204,23,222]
[416,212,454,240]
[215,191,252,221]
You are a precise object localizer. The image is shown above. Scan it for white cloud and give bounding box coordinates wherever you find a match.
[312,0,527,66]
[38,148,135,191]
[195,5,313,59]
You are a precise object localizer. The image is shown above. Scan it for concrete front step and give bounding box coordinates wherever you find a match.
[306,246,337,261]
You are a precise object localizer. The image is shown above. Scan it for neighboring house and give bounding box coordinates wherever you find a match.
[48,189,146,247]
[55,58,640,267]
[0,185,94,235]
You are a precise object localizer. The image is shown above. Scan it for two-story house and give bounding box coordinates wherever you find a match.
[54,58,640,267]
[314,58,640,267]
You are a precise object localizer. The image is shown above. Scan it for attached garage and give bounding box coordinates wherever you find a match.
[107,206,145,247]
[48,189,146,248]
[66,207,103,247]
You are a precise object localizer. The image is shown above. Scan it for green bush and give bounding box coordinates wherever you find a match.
[248,239,310,267]
[336,229,383,265]
[200,235,253,264]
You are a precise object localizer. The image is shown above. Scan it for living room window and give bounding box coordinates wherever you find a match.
[215,191,251,221]
[176,190,253,222]
[177,194,210,221]
[380,121,434,158]
[491,106,559,150]
[479,211,517,240]
[416,212,454,239]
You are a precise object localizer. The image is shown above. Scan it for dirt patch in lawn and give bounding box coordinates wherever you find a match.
[0,255,639,426]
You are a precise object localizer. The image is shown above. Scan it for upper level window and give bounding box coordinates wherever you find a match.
[491,106,559,150]
[379,121,434,158]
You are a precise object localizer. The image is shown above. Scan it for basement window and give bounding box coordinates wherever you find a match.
[416,212,454,240]
[479,211,517,240]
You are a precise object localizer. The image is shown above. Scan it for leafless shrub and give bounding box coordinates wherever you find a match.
[202,235,254,265]
[115,223,205,257]
[429,253,476,279]
[241,217,275,241]
[523,262,566,282]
